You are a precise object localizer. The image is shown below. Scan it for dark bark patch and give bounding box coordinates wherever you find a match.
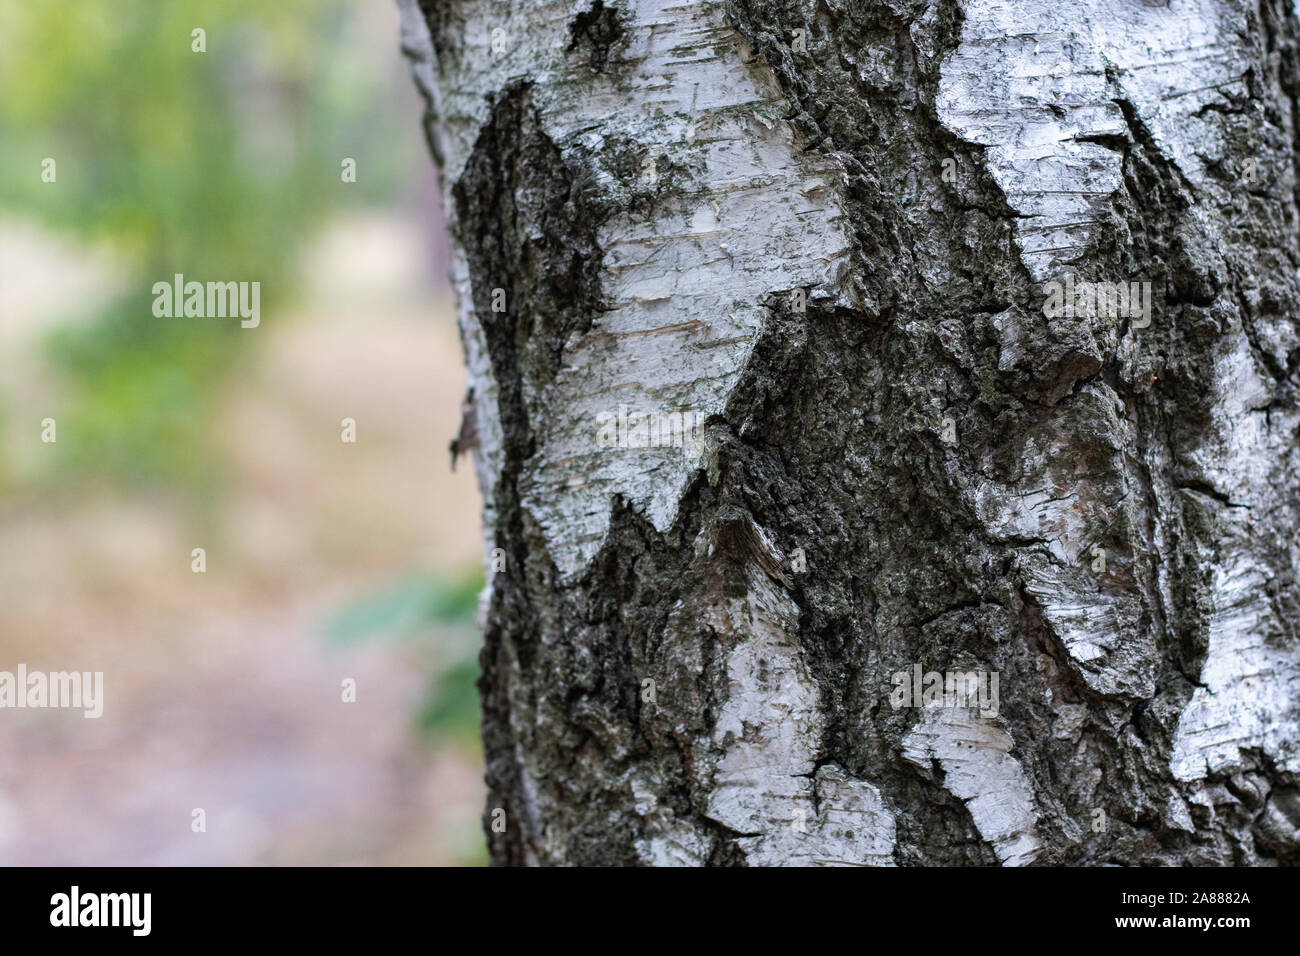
[452,81,613,864]
[566,1,627,73]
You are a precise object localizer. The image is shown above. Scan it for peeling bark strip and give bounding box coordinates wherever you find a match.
[401,0,1300,865]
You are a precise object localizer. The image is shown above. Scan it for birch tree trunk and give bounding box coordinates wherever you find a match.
[400,0,1300,866]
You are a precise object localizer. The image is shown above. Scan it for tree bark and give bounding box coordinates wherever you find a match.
[400,0,1300,865]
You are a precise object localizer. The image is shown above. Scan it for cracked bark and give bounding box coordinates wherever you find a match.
[400,0,1300,865]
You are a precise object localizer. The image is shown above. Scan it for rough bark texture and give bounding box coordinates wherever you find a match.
[401,0,1300,865]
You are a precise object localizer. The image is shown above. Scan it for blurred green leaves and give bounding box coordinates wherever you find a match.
[0,0,416,490]
[41,299,231,489]
[327,567,482,643]
[327,567,484,746]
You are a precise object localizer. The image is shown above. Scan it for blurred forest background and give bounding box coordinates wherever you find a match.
[0,0,487,863]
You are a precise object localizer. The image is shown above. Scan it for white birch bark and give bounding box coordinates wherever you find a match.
[402,0,1300,865]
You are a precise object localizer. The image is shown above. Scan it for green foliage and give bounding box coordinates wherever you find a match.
[326,568,483,643]
[327,567,483,745]
[0,0,416,490]
[416,654,481,744]
[41,299,233,488]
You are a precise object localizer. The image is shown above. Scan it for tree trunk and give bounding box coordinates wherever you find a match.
[400,0,1300,865]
